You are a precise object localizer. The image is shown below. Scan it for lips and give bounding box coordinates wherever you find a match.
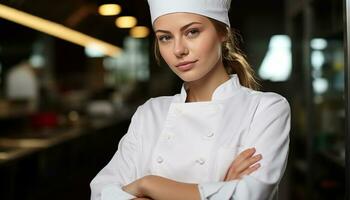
[175,60,198,71]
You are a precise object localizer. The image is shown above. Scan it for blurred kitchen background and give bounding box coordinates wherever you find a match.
[0,0,348,199]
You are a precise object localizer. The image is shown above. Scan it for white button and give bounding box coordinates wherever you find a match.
[196,158,206,165]
[157,156,164,163]
[207,132,214,137]
[202,132,214,140]
[163,132,173,140]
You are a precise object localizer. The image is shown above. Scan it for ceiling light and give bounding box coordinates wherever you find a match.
[98,4,121,16]
[130,26,150,38]
[0,4,121,57]
[115,16,137,28]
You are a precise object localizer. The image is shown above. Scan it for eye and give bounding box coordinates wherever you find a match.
[186,29,200,38]
[158,35,172,42]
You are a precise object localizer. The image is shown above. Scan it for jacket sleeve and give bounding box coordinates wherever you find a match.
[198,94,291,200]
[90,106,143,200]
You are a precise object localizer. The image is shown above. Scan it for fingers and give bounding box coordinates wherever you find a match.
[236,153,262,172]
[224,148,262,181]
[240,163,261,177]
[234,148,256,166]
[227,163,261,181]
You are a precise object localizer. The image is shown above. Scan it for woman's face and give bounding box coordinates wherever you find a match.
[154,13,225,82]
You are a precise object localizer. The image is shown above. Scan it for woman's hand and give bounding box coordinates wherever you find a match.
[122,177,148,198]
[224,147,262,181]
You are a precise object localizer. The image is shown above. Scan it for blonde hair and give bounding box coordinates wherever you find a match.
[153,18,260,90]
[212,19,260,90]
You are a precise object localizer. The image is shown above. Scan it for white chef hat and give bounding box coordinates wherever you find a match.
[147,0,232,27]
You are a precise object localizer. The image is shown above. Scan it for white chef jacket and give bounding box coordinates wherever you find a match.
[90,74,291,200]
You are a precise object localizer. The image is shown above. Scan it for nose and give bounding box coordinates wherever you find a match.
[173,37,189,58]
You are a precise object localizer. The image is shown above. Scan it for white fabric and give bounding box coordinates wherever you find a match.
[90,74,291,200]
[147,0,231,27]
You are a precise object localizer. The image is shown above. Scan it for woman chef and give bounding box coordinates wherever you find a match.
[90,0,291,199]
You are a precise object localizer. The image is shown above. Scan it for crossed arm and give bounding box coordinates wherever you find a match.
[122,148,261,200]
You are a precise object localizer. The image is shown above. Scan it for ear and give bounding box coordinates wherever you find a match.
[219,30,229,43]
[219,34,229,46]
[220,26,230,42]
[220,35,228,43]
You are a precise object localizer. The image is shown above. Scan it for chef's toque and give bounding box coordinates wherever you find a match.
[147,0,232,27]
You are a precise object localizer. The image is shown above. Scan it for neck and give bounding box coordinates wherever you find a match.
[185,63,230,102]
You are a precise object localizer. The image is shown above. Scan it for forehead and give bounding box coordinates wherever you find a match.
[153,12,211,30]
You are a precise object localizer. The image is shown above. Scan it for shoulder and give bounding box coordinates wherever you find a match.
[133,95,174,117]
[140,95,173,110]
[240,87,290,114]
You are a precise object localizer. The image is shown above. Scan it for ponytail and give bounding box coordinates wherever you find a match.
[212,20,260,90]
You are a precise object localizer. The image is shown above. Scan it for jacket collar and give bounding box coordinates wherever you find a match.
[178,74,241,103]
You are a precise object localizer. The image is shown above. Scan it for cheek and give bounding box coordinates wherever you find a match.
[159,46,173,65]
[197,38,221,63]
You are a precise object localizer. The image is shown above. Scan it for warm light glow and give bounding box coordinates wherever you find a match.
[130,26,150,38]
[0,4,121,57]
[98,4,121,16]
[116,16,137,28]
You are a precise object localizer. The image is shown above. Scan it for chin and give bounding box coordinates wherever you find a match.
[175,71,207,83]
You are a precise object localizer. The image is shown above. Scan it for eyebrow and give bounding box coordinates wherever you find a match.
[155,22,202,34]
